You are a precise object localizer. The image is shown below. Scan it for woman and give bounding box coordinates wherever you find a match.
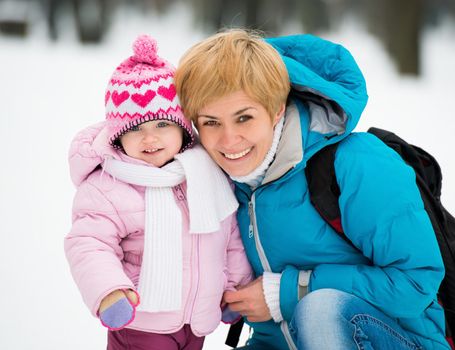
[175,29,449,350]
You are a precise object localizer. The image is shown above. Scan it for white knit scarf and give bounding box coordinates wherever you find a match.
[102,145,238,312]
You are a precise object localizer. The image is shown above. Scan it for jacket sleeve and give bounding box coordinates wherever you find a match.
[224,214,253,290]
[309,133,445,318]
[64,181,135,317]
[277,266,311,321]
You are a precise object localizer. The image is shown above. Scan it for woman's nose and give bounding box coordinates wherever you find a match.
[219,125,241,147]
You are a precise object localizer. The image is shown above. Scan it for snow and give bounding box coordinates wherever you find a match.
[1,3,454,349]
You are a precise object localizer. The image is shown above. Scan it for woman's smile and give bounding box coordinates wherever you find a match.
[222,147,253,160]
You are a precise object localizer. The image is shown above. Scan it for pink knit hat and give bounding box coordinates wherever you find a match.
[105,35,194,151]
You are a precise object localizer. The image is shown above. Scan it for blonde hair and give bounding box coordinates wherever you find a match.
[174,29,290,122]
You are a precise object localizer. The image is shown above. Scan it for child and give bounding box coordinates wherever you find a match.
[64,35,252,350]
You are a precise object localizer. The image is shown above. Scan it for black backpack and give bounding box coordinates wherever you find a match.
[306,127,455,348]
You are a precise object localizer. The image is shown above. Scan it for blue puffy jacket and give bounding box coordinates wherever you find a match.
[233,34,449,350]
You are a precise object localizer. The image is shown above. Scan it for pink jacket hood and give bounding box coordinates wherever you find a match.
[69,121,120,187]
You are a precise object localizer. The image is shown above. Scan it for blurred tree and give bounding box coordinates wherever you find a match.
[366,0,423,75]
[43,0,110,43]
[425,0,455,27]
[296,0,330,34]
[73,0,108,43]
[246,0,288,34]
[190,0,224,31]
[189,0,294,35]
[245,0,261,29]
[3,0,452,77]
[385,0,422,75]
[142,0,173,14]
[0,0,30,36]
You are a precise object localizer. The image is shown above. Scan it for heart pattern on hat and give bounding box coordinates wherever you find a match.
[111,91,130,107]
[157,84,176,101]
[105,91,111,106]
[106,35,194,151]
[131,90,156,108]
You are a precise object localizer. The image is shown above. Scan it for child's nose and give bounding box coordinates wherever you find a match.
[142,130,158,142]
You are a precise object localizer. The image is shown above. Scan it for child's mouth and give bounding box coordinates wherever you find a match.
[143,148,161,153]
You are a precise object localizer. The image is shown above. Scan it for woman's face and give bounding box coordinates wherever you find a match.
[196,90,284,177]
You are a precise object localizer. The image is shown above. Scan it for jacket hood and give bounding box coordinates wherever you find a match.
[68,121,122,187]
[265,34,368,160]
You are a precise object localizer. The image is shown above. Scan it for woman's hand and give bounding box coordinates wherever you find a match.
[223,277,272,323]
[98,289,139,330]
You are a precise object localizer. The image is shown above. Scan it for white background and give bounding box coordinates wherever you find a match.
[1,2,454,349]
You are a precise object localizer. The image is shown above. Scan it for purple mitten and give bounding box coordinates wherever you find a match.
[221,305,242,324]
[99,297,136,331]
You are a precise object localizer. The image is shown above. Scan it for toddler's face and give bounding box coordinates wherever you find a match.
[120,120,183,167]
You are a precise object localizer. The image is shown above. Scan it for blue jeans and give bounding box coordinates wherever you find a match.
[289,288,423,350]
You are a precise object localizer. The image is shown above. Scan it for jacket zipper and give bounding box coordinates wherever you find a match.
[281,321,297,350]
[187,235,200,324]
[176,184,200,325]
[248,195,271,271]
[183,233,199,324]
[248,193,296,349]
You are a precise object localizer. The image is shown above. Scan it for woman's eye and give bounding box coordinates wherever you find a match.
[238,115,252,123]
[202,120,219,127]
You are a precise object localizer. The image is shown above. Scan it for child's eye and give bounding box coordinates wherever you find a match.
[238,115,252,123]
[157,121,169,128]
[130,125,140,131]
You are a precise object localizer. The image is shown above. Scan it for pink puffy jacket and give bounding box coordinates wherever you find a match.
[64,122,253,336]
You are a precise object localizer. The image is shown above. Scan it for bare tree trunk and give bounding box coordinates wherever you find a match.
[190,0,224,31]
[72,0,108,43]
[366,0,423,75]
[384,0,423,75]
[296,0,330,34]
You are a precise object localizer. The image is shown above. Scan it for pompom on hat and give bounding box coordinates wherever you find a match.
[105,35,194,151]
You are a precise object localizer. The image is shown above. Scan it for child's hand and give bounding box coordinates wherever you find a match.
[98,289,140,330]
[221,291,242,324]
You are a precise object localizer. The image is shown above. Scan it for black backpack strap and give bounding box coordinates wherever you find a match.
[305,142,345,236]
[225,318,244,348]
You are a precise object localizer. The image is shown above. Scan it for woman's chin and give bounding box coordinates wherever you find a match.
[225,169,250,177]
[220,158,256,177]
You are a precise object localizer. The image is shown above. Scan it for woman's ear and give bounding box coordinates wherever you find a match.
[273,103,286,127]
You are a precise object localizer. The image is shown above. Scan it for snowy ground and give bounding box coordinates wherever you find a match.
[1,3,454,349]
